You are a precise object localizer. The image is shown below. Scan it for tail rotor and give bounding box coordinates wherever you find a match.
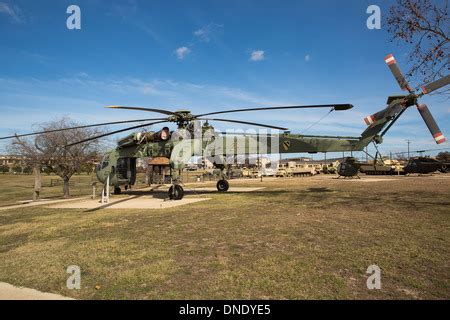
[363,54,448,145]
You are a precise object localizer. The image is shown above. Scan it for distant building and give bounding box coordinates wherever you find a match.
[0,155,26,172]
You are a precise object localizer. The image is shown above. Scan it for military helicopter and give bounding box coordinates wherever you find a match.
[1,54,448,199]
[336,157,362,178]
[404,157,449,174]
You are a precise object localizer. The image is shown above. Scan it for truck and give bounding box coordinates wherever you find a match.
[276,162,316,177]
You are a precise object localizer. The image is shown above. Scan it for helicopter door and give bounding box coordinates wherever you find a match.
[129,158,136,185]
[116,158,137,185]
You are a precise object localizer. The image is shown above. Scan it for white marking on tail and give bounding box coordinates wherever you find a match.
[434,133,446,144]
[364,115,376,125]
[385,54,396,65]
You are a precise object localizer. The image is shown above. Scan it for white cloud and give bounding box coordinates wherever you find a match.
[75,72,89,78]
[175,46,191,60]
[250,50,265,62]
[105,1,163,44]
[194,28,209,41]
[304,54,311,62]
[193,23,223,42]
[0,2,23,23]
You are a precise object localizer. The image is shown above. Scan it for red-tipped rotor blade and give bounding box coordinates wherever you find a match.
[421,75,450,95]
[363,102,405,126]
[363,115,377,126]
[416,104,446,144]
[384,54,412,92]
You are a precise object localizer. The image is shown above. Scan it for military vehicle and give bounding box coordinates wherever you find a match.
[321,161,340,174]
[403,157,449,174]
[276,162,316,177]
[261,167,277,177]
[359,159,405,175]
[242,167,261,179]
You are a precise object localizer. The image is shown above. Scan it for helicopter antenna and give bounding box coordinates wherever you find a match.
[300,108,334,134]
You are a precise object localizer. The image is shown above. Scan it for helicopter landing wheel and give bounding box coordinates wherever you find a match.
[216,179,229,192]
[114,187,121,195]
[169,185,184,200]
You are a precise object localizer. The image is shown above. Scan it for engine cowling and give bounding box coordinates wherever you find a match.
[140,127,170,142]
[117,127,170,148]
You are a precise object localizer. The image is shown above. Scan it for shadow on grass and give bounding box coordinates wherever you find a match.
[306,187,333,193]
[83,195,143,213]
[0,232,30,253]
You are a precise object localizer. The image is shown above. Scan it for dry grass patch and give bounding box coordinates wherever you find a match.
[0,175,449,299]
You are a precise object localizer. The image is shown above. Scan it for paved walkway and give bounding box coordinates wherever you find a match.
[1,187,264,211]
[0,282,73,300]
[49,196,210,210]
[0,197,88,211]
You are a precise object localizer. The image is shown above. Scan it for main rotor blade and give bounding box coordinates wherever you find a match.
[65,120,169,147]
[0,118,168,141]
[384,54,412,92]
[416,104,446,144]
[195,104,353,117]
[106,106,179,116]
[198,118,288,130]
[420,75,450,95]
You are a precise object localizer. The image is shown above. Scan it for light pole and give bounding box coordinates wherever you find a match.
[407,140,411,160]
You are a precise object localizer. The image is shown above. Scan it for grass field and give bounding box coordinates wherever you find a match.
[0,174,449,299]
[0,173,96,207]
[0,173,148,207]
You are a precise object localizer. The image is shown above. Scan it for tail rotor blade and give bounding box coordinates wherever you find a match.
[416,104,446,144]
[420,75,450,95]
[384,54,412,92]
[363,101,405,126]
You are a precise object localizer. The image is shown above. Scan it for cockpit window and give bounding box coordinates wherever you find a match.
[98,154,110,170]
[101,161,109,169]
[102,154,110,162]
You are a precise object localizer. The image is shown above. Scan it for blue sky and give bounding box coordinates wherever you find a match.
[0,0,448,158]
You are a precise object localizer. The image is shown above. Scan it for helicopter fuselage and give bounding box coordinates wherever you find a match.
[95,95,420,189]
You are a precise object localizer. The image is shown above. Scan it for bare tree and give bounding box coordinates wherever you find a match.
[11,118,104,199]
[386,0,449,94]
[9,140,45,200]
[436,151,450,161]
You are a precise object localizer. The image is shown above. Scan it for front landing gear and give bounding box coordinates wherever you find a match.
[168,184,184,200]
[216,179,229,192]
